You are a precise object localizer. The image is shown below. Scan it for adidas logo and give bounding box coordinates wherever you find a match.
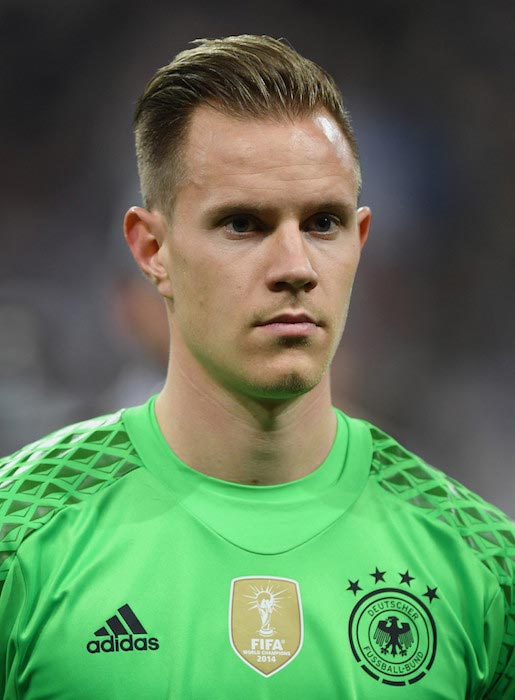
[86,603,159,654]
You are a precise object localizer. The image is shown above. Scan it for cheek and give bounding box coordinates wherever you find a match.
[330,254,360,297]
[169,245,206,294]
[174,257,235,333]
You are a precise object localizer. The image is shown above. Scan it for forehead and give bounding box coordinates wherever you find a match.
[179,106,359,202]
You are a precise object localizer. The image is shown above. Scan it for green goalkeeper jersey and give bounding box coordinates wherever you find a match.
[0,397,513,699]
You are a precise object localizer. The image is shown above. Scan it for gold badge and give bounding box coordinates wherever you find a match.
[229,576,303,677]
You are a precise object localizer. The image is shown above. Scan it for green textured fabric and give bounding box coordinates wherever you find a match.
[0,411,142,594]
[0,398,513,699]
[369,425,515,699]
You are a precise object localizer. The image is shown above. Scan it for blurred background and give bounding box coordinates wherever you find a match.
[1,0,514,514]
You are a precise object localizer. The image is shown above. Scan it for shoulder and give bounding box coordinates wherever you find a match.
[363,420,515,567]
[349,415,515,588]
[0,410,143,592]
[364,420,515,553]
[361,419,515,695]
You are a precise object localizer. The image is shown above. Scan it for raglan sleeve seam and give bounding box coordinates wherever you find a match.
[13,553,28,700]
[483,573,514,699]
[1,553,28,700]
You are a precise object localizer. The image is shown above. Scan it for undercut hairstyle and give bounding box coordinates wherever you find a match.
[134,34,361,217]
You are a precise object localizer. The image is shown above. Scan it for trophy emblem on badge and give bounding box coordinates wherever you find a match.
[246,582,286,637]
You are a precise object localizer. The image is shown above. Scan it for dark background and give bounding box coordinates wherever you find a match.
[1,0,514,514]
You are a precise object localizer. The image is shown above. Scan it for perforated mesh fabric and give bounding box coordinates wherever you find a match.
[0,412,142,593]
[369,424,515,699]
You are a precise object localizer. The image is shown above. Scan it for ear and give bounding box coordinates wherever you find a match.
[356,206,372,249]
[123,206,173,299]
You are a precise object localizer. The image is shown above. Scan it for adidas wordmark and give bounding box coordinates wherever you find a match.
[87,603,159,654]
[86,635,159,654]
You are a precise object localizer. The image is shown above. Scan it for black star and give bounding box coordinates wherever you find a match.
[370,567,386,584]
[346,580,363,596]
[423,586,439,603]
[399,570,415,586]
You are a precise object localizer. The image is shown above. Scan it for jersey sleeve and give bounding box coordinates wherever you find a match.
[484,565,515,699]
[0,555,27,699]
[0,409,142,699]
[367,422,515,699]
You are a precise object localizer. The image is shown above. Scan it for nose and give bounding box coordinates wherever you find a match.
[265,225,319,293]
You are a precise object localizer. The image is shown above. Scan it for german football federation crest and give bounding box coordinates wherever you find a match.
[229,576,303,677]
[347,568,438,686]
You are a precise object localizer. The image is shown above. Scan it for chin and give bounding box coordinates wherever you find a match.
[244,368,323,401]
[220,348,331,401]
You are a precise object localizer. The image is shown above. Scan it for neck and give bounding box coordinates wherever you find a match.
[154,359,336,486]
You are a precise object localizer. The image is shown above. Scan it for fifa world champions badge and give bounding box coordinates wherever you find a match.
[229,576,303,677]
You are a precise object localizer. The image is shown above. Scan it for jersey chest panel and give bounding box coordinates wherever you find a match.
[11,493,478,700]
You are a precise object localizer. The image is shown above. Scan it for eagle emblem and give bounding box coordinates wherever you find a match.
[374,615,413,657]
[348,585,437,685]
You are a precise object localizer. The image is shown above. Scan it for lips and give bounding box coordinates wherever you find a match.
[257,312,317,326]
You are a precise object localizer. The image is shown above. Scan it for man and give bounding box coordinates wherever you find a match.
[0,35,513,699]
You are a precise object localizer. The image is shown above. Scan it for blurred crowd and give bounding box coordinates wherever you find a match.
[1,0,514,514]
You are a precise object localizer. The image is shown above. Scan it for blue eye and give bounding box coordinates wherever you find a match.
[313,215,333,232]
[230,216,252,233]
[307,214,339,234]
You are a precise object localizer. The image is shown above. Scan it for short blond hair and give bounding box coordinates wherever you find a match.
[134,35,361,215]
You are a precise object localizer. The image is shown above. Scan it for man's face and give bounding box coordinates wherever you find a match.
[156,106,370,401]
